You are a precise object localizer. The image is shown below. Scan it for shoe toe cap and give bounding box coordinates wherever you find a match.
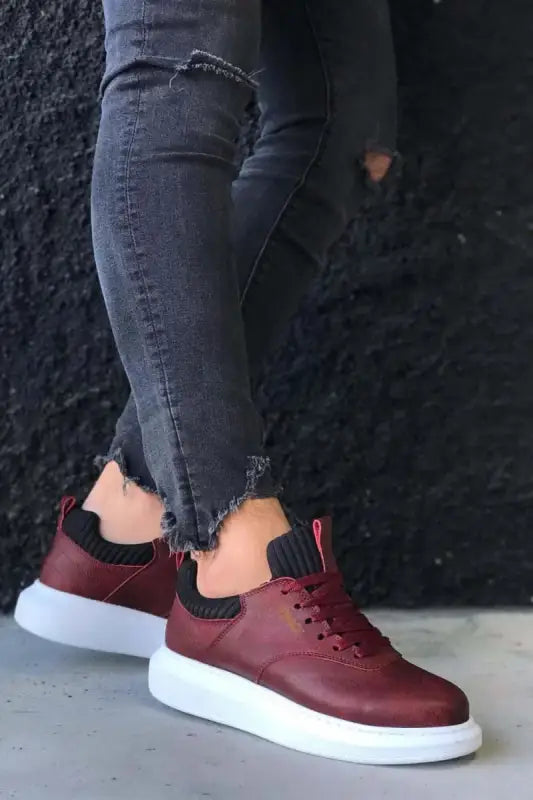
[370,659,470,728]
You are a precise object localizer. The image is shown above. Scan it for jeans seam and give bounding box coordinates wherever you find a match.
[239,0,333,306]
[122,0,201,539]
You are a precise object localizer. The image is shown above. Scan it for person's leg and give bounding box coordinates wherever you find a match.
[90,0,289,571]
[146,9,478,761]
[234,0,396,367]
[143,7,478,751]
[85,0,396,558]
[195,0,398,596]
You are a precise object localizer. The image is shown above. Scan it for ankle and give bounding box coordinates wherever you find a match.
[194,497,290,598]
[83,461,163,544]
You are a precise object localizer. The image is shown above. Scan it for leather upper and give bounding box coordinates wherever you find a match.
[166,579,468,727]
[166,517,469,728]
[40,511,177,618]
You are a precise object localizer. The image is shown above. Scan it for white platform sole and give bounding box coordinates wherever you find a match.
[15,580,166,658]
[149,645,482,765]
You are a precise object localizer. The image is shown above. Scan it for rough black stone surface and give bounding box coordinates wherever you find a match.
[2,0,533,611]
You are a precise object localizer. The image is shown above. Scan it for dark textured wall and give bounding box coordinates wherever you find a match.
[2,0,533,611]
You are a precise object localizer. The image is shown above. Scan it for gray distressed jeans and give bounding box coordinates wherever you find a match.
[91,0,397,551]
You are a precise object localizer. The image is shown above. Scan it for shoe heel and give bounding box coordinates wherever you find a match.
[15,580,165,658]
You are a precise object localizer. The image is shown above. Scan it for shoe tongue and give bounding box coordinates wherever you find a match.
[267,517,337,579]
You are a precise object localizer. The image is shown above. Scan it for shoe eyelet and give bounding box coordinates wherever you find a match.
[294,603,301,610]
[332,645,340,652]
[281,590,288,595]
[304,618,312,624]
[317,633,325,641]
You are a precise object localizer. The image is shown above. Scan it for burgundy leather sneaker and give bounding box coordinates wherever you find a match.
[149,518,482,764]
[15,496,177,658]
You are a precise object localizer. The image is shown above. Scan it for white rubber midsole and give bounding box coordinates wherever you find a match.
[15,580,166,658]
[149,645,482,765]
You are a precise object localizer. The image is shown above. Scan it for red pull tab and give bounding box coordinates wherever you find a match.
[57,495,76,532]
[312,516,338,572]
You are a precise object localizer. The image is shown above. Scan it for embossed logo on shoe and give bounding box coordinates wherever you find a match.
[277,605,302,634]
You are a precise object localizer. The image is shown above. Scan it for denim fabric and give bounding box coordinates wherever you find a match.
[92,0,397,551]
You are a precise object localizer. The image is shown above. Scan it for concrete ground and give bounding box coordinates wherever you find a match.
[1,610,531,800]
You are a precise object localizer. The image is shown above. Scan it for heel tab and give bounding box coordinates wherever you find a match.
[57,496,77,532]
